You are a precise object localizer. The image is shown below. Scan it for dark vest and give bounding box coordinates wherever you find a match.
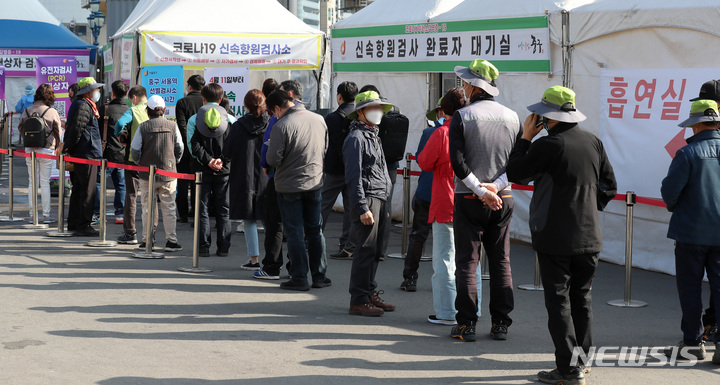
[137,117,178,182]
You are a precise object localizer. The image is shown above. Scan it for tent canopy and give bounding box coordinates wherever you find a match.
[0,0,92,49]
[332,0,465,28]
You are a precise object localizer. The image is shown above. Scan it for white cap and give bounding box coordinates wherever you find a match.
[147,95,166,109]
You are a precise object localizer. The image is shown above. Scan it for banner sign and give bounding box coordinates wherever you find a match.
[332,16,550,73]
[141,31,321,70]
[103,42,113,73]
[36,56,77,120]
[141,65,183,116]
[0,49,89,77]
[120,35,134,83]
[0,67,5,100]
[204,67,250,117]
[599,68,717,198]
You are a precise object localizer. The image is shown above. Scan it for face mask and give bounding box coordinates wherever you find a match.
[364,109,384,126]
[92,90,101,102]
[461,85,472,103]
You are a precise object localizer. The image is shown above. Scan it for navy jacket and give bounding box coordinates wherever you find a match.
[343,119,392,214]
[661,129,720,246]
[65,98,102,159]
[324,102,354,176]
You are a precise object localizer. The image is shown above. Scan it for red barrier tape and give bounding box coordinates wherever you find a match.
[14,150,29,157]
[36,153,56,160]
[156,168,195,181]
[408,155,417,161]
[64,156,102,166]
[511,183,666,208]
[0,148,8,154]
[106,161,148,172]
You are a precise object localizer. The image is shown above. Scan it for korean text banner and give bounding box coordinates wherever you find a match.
[36,56,77,120]
[141,65,183,116]
[120,35,134,83]
[0,67,5,100]
[332,17,550,73]
[142,32,321,70]
[204,67,250,118]
[0,49,90,77]
[599,68,717,198]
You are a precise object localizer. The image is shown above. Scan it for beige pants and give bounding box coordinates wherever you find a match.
[138,179,177,243]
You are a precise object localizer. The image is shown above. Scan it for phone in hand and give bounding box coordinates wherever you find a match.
[535,114,548,129]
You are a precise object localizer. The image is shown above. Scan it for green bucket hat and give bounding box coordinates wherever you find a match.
[454,59,499,97]
[678,99,719,127]
[348,91,393,120]
[76,76,104,95]
[196,104,229,138]
[426,96,443,121]
[527,86,587,123]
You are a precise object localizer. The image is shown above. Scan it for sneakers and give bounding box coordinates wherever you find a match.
[428,315,457,326]
[280,280,310,291]
[74,226,99,237]
[713,342,720,365]
[216,250,229,257]
[330,249,353,260]
[370,290,395,311]
[165,241,182,252]
[400,277,417,292]
[312,278,332,288]
[199,247,210,257]
[349,302,384,317]
[703,324,717,342]
[253,269,280,280]
[236,223,244,233]
[240,260,261,271]
[137,242,155,250]
[491,323,509,340]
[91,214,101,225]
[41,216,56,224]
[664,341,706,360]
[117,232,138,244]
[451,322,476,342]
[115,217,124,224]
[537,369,585,385]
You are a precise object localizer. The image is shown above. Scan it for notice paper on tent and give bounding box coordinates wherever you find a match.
[599,68,717,199]
[120,35,134,83]
[332,17,550,73]
[36,56,77,119]
[141,65,184,117]
[204,67,250,117]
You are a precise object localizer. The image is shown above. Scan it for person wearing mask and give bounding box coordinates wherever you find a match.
[15,84,35,115]
[95,80,129,224]
[175,74,205,223]
[266,89,330,291]
[322,81,358,261]
[63,77,104,236]
[131,95,184,252]
[190,83,237,257]
[224,90,270,268]
[344,91,395,316]
[18,83,62,223]
[507,86,617,384]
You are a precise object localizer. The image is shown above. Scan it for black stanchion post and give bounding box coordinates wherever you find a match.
[87,159,117,247]
[0,148,22,222]
[47,154,72,237]
[518,253,544,291]
[178,172,212,273]
[22,151,48,229]
[608,191,647,308]
[132,165,164,259]
[389,153,412,259]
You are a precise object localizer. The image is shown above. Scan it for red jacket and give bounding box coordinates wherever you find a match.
[417,119,454,223]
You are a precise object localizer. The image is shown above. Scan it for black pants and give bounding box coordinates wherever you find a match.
[454,195,514,326]
[402,197,432,279]
[67,163,97,231]
[349,197,387,305]
[705,294,717,328]
[198,174,231,251]
[538,252,598,375]
[262,178,285,276]
[674,241,720,344]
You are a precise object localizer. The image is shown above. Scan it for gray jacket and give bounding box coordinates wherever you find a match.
[266,104,328,193]
[343,119,392,214]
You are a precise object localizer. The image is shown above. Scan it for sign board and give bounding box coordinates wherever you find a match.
[120,35,134,83]
[0,49,89,77]
[36,56,77,119]
[204,67,250,117]
[0,67,5,100]
[141,65,184,117]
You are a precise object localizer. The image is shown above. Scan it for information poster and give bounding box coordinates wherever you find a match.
[141,65,184,117]
[36,56,77,119]
[204,67,250,117]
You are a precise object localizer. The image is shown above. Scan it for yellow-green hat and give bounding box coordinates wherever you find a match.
[527,85,587,123]
[77,76,104,95]
[454,59,499,96]
[678,99,719,127]
[426,96,443,121]
[348,91,393,120]
[196,104,229,138]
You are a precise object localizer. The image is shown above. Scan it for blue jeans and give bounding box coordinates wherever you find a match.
[675,241,720,344]
[244,220,260,257]
[277,189,327,285]
[94,167,126,216]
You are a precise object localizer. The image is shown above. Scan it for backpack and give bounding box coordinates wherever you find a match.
[336,107,353,139]
[378,110,410,163]
[23,107,51,148]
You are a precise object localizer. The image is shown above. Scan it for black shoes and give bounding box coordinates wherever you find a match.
[451,322,476,342]
[74,226,99,237]
[400,277,417,292]
[117,232,138,244]
[216,250,229,257]
[537,369,585,385]
[491,323,509,340]
[199,247,210,257]
[165,241,182,252]
[312,278,332,288]
[280,280,310,291]
[330,249,353,260]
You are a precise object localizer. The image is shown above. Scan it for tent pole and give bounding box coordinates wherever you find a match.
[561,10,572,88]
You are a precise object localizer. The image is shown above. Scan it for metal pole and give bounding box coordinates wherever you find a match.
[132,165,164,259]
[0,148,22,221]
[47,154,72,237]
[178,172,211,273]
[608,191,647,307]
[389,153,413,259]
[480,246,490,280]
[518,253,544,291]
[22,151,48,229]
[87,159,117,247]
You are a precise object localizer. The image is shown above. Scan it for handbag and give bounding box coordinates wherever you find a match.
[56,142,74,172]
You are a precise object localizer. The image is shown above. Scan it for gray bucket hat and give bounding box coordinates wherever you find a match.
[454,59,499,97]
[527,86,587,123]
[678,99,719,127]
[348,91,393,120]
[196,104,229,138]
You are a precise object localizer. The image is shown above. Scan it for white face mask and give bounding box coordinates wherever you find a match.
[364,109,383,126]
[92,90,101,102]
[461,84,471,103]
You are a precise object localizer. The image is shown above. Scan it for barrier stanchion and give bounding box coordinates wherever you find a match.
[178,172,212,273]
[133,165,164,259]
[0,148,22,222]
[518,253,544,291]
[47,153,72,237]
[22,151,48,229]
[389,153,413,259]
[479,246,490,280]
[87,159,117,247]
[608,191,647,308]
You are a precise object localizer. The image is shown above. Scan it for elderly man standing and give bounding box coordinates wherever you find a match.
[661,99,720,365]
[507,86,617,385]
[266,89,329,291]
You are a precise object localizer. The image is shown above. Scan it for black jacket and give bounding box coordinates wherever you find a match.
[506,123,617,255]
[98,98,129,163]
[64,98,102,159]
[324,102,354,176]
[343,119,392,215]
[176,91,204,170]
[191,123,231,178]
[223,113,270,220]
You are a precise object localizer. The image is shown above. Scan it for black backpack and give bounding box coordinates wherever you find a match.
[23,107,51,148]
[378,110,410,163]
